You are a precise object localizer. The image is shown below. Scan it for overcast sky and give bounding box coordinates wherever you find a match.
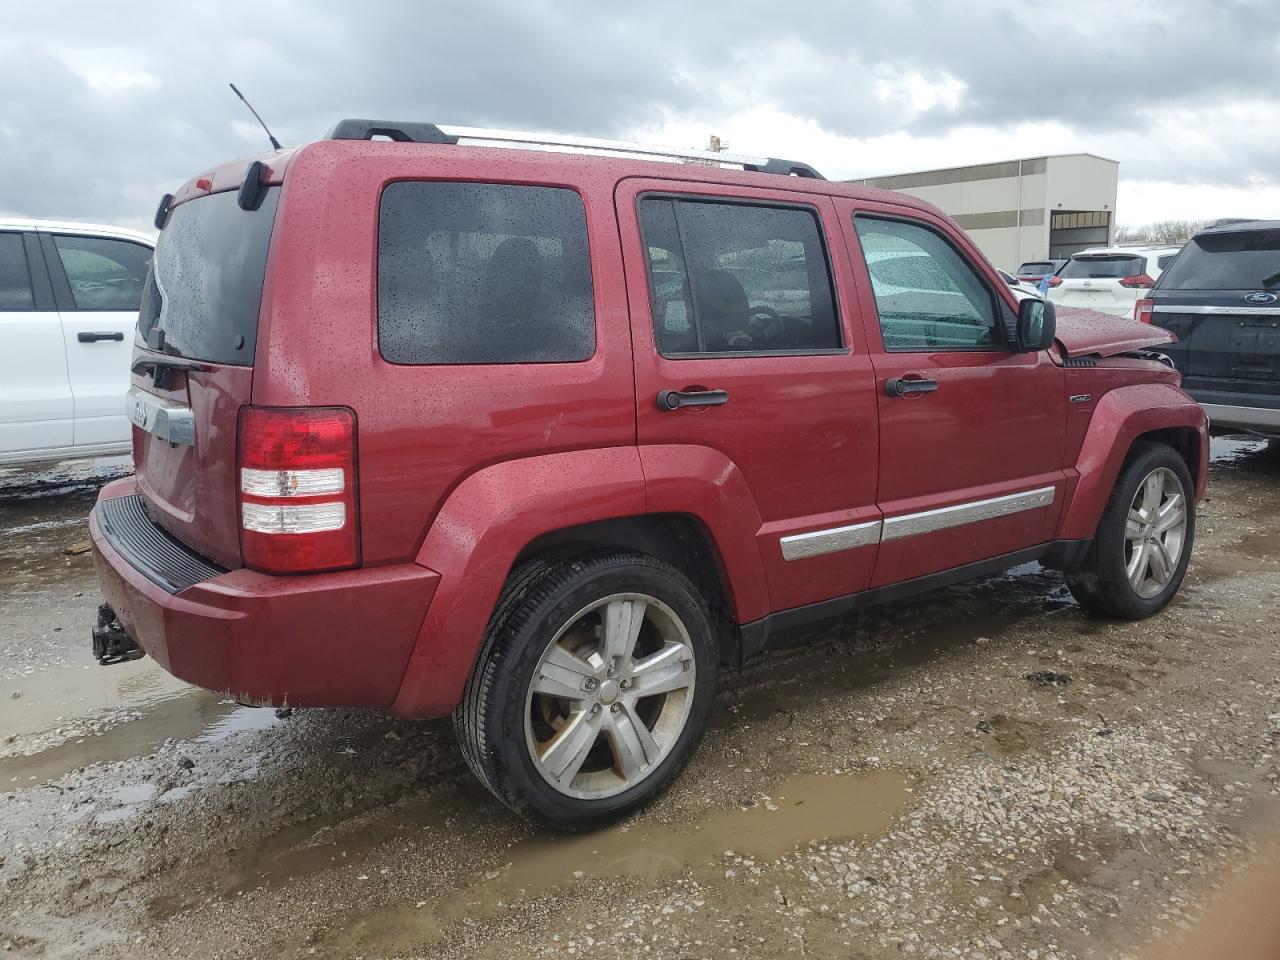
[2,0,1277,232]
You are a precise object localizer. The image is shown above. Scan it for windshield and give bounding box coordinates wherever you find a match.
[1158,230,1280,290]
[1017,262,1056,276]
[137,187,280,365]
[1059,256,1143,280]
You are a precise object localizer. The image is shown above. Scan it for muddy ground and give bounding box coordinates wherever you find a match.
[0,440,1278,959]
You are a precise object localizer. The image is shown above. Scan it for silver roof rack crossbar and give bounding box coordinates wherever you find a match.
[325,119,825,180]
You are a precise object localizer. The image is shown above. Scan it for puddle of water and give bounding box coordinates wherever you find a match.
[1209,435,1270,465]
[1238,532,1280,561]
[1,659,195,741]
[95,782,159,823]
[0,689,278,792]
[0,455,131,500]
[258,769,909,955]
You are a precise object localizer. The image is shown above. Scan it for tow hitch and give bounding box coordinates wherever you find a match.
[91,604,143,665]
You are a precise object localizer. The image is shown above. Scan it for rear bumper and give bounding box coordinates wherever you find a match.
[90,477,440,709]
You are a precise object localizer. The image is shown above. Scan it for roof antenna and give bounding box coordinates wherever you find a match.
[229,82,283,151]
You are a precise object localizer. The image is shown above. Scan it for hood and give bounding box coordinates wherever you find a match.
[1053,306,1175,358]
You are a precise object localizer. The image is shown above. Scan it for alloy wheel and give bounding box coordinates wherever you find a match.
[524,593,696,800]
[1124,466,1187,599]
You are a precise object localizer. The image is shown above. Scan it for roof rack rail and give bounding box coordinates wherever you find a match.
[325,119,825,180]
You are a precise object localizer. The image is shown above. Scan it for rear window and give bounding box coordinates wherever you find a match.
[1059,256,1143,279]
[378,182,595,365]
[1017,262,1056,276]
[138,187,280,365]
[1158,230,1280,290]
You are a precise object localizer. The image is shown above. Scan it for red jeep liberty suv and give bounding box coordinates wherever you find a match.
[90,121,1208,829]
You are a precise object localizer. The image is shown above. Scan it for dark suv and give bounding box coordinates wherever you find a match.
[90,121,1208,828]
[1140,220,1280,437]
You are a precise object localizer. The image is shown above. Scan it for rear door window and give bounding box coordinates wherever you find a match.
[0,232,34,311]
[1059,256,1143,279]
[1158,230,1280,290]
[636,197,841,356]
[52,235,152,311]
[139,188,280,365]
[1017,262,1055,276]
[853,216,999,351]
[378,182,595,365]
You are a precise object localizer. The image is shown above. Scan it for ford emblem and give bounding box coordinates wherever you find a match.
[1244,291,1277,304]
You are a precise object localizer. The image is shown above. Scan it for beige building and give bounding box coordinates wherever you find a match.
[849,153,1119,271]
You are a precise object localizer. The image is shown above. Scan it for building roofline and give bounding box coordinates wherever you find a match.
[847,152,1119,183]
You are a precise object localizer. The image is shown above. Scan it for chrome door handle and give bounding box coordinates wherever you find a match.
[657,389,729,411]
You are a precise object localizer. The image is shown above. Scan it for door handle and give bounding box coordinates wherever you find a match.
[78,331,125,343]
[885,377,938,397]
[657,388,729,411]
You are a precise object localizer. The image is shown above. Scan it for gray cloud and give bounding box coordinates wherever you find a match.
[1,0,1275,227]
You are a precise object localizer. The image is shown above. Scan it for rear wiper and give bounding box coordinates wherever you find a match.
[131,354,207,376]
[132,352,207,389]
[1261,269,1280,288]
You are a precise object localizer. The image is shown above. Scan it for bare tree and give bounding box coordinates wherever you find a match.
[1115,220,1210,245]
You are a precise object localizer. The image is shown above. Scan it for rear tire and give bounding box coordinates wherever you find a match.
[1066,442,1195,619]
[455,552,718,831]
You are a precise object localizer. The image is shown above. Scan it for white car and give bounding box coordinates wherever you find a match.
[1047,245,1181,319]
[0,218,154,466]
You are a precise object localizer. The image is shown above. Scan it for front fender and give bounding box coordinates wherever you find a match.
[392,447,647,718]
[1057,383,1208,541]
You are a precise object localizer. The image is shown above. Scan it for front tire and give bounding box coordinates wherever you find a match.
[455,552,718,830]
[1066,441,1195,619]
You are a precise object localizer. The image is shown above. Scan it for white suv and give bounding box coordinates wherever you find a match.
[0,219,154,466]
[1047,245,1181,319]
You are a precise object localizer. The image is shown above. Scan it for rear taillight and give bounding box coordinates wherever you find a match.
[238,406,358,573]
[1120,274,1155,288]
[1134,298,1154,324]
[1046,276,1063,287]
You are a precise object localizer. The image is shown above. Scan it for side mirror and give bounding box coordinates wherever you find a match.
[1016,297,1056,352]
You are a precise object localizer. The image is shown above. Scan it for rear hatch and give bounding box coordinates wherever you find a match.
[1051,254,1148,315]
[1149,228,1280,388]
[129,180,282,568]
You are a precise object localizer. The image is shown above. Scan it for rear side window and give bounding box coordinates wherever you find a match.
[853,216,999,351]
[637,197,841,356]
[1059,256,1143,279]
[1158,230,1280,290]
[378,182,595,365]
[52,235,151,311]
[138,188,280,365]
[1157,254,1178,271]
[0,233,34,311]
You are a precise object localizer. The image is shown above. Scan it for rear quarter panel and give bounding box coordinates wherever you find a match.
[251,141,638,566]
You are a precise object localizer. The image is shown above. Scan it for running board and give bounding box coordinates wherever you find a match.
[727,543,1076,666]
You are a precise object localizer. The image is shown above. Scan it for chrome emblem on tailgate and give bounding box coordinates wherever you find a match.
[1244,292,1277,304]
